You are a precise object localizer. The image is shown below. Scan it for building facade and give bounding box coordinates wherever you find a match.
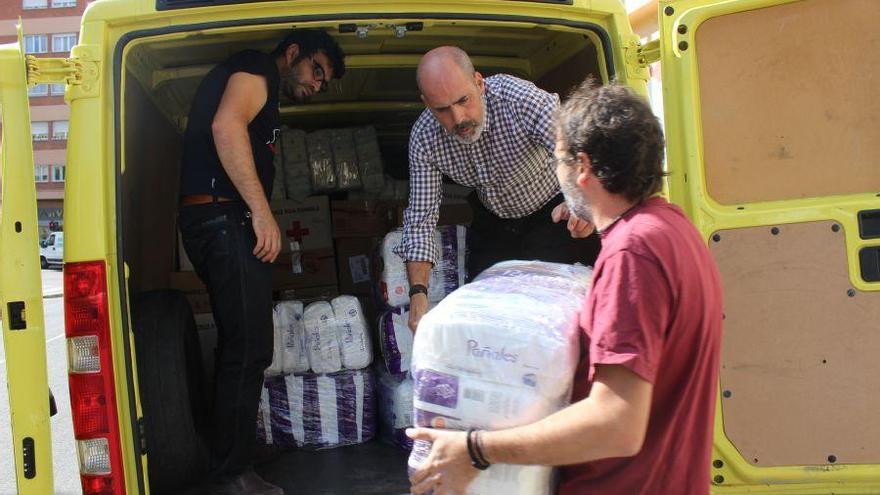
[0,0,89,239]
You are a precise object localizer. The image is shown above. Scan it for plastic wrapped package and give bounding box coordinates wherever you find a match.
[277,300,309,374]
[303,301,343,374]
[265,308,285,377]
[354,126,385,194]
[281,127,308,163]
[308,130,337,192]
[257,368,376,449]
[272,150,287,200]
[334,151,362,191]
[378,304,435,375]
[281,127,313,200]
[330,296,372,370]
[380,225,467,308]
[375,366,414,450]
[406,260,592,495]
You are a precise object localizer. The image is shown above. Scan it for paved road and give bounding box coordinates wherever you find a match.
[0,268,81,495]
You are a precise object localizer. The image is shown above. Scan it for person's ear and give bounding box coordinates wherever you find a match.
[575,152,592,188]
[475,71,485,93]
[285,44,300,67]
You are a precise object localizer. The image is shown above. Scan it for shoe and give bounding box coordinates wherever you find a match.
[205,469,284,495]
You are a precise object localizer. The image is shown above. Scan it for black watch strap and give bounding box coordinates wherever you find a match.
[409,284,428,298]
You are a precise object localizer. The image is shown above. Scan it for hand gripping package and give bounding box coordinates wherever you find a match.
[378,304,436,376]
[257,368,376,449]
[407,261,592,495]
[381,225,467,308]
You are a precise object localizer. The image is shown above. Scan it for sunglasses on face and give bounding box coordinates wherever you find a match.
[311,58,329,93]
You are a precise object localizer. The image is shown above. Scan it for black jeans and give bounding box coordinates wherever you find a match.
[178,201,273,478]
[467,193,602,280]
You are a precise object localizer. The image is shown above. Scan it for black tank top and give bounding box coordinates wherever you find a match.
[180,50,281,201]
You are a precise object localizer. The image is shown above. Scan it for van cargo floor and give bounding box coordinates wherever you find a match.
[255,440,411,495]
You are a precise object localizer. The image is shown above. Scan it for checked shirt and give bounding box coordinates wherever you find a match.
[394,74,561,264]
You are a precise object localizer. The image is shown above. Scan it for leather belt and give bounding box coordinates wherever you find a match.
[179,194,236,207]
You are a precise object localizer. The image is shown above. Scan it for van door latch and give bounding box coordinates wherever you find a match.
[26,50,99,99]
[623,36,658,81]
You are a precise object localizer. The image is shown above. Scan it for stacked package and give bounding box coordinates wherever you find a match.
[280,127,312,200]
[330,128,362,191]
[354,126,385,194]
[380,225,468,308]
[407,261,592,495]
[271,149,287,200]
[301,296,373,374]
[307,130,337,192]
[265,301,309,376]
[258,368,376,449]
[375,366,414,450]
[378,306,415,376]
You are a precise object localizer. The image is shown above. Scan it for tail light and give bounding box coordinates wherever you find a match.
[65,261,126,495]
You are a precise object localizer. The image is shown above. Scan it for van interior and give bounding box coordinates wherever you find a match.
[121,19,606,494]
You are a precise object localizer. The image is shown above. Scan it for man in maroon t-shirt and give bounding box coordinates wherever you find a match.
[408,81,723,495]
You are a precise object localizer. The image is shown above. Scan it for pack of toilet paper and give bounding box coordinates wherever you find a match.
[303,297,373,374]
[407,260,592,495]
[375,366,414,451]
[266,301,308,377]
[381,225,467,308]
[257,368,376,449]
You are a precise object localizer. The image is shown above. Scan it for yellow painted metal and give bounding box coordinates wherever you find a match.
[0,27,54,495]
[658,0,880,493]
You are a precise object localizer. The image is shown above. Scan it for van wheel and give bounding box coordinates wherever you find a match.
[41,256,48,269]
[131,290,209,494]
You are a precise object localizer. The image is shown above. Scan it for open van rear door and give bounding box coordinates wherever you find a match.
[653,0,880,492]
[0,27,54,494]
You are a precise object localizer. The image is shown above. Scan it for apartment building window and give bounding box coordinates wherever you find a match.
[23,0,48,9]
[50,83,65,96]
[51,0,76,7]
[52,33,77,53]
[35,165,50,183]
[24,34,48,54]
[52,121,69,140]
[29,84,49,97]
[32,122,49,141]
[52,165,66,182]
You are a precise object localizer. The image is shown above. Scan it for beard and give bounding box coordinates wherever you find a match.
[559,169,594,224]
[449,98,487,145]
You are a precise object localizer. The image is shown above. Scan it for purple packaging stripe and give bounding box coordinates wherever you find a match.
[380,310,405,375]
[302,374,322,446]
[362,371,377,441]
[336,372,358,443]
[413,368,459,408]
[266,376,296,447]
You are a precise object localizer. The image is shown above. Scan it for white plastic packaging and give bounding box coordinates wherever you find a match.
[331,295,373,370]
[407,260,592,495]
[303,301,343,374]
[381,225,467,308]
[375,366,414,450]
[277,300,309,374]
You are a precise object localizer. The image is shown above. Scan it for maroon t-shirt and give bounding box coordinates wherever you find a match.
[559,197,723,495]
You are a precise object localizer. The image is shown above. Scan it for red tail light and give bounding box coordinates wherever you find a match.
[65,261,126,495]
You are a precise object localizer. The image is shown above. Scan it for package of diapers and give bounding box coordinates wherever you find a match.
[257,368,376,449]
[378,306,414,375]
[381,225,467,308]
[303,301,343,374]
[375,366,414,450]
[277,300,309,374]
[407,260,592,495]
[331,296,372,370]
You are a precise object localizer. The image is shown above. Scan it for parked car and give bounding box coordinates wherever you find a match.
[39,231,63,269]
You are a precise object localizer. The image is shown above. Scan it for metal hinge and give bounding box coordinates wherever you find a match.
[624,36,661,81]
[25,51,99,99]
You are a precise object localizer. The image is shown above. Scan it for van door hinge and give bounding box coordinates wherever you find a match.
[26,52,99,99]
[624,36,660,81]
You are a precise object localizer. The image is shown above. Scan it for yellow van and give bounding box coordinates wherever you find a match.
[2,0,879,493]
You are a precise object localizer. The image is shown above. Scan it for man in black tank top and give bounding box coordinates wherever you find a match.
[178,30,345,495]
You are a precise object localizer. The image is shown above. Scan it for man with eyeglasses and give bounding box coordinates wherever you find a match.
[397,46,601,332]
[177,29,345,495]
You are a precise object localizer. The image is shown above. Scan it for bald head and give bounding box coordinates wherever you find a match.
[416,46,476,93]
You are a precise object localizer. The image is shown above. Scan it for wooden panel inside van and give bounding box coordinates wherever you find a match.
[710,221,880,465]
[695,0,880,205]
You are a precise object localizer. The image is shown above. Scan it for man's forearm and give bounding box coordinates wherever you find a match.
[213,121,271,216]
[406,260,433,287]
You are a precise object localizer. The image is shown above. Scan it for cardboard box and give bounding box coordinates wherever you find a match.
[331,200,393,238]
[335,237,381,295]
[169,249,337,293]
[272,196,333,253]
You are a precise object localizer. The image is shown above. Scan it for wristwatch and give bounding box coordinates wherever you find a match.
[408,284,428,298]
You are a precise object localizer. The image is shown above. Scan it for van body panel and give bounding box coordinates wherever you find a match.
[0,35,55,495]
[660,0,880,492]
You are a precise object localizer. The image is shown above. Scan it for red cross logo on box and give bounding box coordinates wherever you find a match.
[286,221,311,243]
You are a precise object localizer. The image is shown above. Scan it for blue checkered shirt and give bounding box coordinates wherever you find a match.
[394,74,561,264]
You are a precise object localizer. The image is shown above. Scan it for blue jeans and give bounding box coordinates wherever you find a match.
[178,201,273,478]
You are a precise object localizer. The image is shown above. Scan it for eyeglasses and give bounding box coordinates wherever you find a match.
[311,58,329,93]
